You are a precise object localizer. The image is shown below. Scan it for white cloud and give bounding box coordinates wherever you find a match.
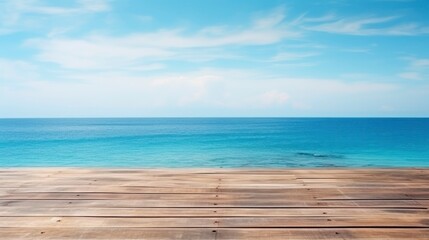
[0,58,39,83]
[399,72,421,80]
[1,67,404,117]
[299,14,336,24]
[340,47,371,53]
[2,3,429,117]
[26,7,300,70]
[399,58,429,80]
[0,0,110,35]
[8,0,109,16]
[125,63,165,72]
[77,0,110,12]
[270,52,319,62]
[305,15,429,36]
[258,90,290,106]
[411,59,429,68]
[147,70,223,106]
[253,6,286,29]
[27,37,173,69]
[136,15,153,23]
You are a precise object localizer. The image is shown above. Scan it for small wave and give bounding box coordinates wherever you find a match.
[296,152,344,159]
[315,163,343,167]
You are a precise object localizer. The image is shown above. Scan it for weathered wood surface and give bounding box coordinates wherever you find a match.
[0,168,428,239]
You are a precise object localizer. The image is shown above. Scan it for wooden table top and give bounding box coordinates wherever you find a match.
[1,168,428,239]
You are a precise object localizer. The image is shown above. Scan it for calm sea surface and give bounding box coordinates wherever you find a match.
[0,118,428,167]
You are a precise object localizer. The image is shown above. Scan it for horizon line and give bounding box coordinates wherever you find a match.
[1,116,429,119]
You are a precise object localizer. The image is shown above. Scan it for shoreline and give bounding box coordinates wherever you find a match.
[1,168,428,239]
[1,166,428,169]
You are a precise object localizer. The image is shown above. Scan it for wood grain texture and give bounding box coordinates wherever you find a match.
[0,168,428,239]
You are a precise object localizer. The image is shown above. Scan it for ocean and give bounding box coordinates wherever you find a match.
[0,118,428,167]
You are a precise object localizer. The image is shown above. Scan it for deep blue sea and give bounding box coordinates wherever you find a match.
[0,118,428,167]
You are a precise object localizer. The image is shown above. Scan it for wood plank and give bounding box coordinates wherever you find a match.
[0,228,216,240]
[0,216,428,228]
[216,228,429,240]
[0,207,426,217]
[0,199,424,208]
[1,228,429,240]
[0,168,428,240]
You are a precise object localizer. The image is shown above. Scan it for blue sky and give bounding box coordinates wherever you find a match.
[1,0,429,117]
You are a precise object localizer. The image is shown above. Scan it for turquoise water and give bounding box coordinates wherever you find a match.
[0,118,428,167]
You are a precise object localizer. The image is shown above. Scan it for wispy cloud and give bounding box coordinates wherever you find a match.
[2,2,429,117]
[253,6,286,29]
[399,72,421,80]
[26,7,300,70]
[26,37,173,69]
[0,0,110,35]
[1,67,401,117]
[305,15,429,36]
[340,47,371,53]
[0,58,39,84]
[410,58,429,68]
[258,90,290,106]
[398,57,429,80]
[6,0,109,16]
[293,13,336,25]
[270,52,319,62]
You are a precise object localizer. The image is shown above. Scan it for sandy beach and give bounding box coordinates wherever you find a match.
[0,168,428,239]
